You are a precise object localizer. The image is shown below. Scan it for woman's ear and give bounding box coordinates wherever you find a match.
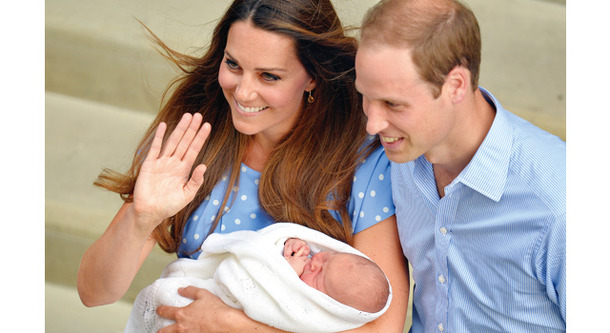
[305,78,316,92]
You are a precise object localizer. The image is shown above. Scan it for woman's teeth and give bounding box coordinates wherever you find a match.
[381,136,400,143]
[237,102,268,113]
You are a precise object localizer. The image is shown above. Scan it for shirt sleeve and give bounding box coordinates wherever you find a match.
[534,212,566,322]
[347,145,396,234]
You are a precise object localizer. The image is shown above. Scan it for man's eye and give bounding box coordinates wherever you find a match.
[385,101,398,108]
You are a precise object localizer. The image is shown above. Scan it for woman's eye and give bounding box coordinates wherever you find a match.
[261,72,281,81]
[225,59,239,69]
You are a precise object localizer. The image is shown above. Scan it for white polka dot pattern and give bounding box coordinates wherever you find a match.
[178,145,395,259]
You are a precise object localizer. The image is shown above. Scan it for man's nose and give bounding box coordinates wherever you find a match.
[364,101,388,135]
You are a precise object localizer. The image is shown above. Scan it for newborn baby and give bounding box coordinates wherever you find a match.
[124,223,392,333]
[284,238,390,313]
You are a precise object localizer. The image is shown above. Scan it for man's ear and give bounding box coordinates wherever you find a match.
[445,66,469,104]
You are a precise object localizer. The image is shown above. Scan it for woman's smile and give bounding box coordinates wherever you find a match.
[235,99,269,113]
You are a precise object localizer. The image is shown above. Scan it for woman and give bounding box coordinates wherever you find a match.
[77,0,409,331]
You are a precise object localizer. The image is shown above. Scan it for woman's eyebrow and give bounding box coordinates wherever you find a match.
[224,50,288,73]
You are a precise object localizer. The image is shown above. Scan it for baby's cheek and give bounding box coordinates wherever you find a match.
[300,272,313,287]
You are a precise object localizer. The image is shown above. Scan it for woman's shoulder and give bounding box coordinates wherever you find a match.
[349,141,394,234]
[354,140,390,180]
[351,140,393,200]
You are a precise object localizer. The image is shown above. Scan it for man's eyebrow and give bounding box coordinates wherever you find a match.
[224,50,288,72]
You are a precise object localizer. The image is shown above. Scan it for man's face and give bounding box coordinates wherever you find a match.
[355,44,455,164]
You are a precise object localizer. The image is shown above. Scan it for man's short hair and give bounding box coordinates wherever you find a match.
[361,0,481,97]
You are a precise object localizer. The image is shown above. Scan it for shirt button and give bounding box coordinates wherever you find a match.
[438,275,446,284]
[440,227,448,235]
[438,323,444,332]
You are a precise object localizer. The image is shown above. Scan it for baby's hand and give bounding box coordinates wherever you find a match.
[284,238,310,259]
[284,238,311,276]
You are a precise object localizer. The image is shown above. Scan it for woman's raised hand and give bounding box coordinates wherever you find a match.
[132,113,211,231]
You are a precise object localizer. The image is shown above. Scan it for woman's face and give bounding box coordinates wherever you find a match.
[218,20,315,144]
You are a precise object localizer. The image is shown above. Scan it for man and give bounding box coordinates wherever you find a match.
[355,0,565,332]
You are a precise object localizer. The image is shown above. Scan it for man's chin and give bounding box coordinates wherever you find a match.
[384,150,415,164]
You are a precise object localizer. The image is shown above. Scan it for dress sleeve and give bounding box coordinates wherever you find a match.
[346,145,395,234]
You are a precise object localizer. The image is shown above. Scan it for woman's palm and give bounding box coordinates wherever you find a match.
[133,113,211,225]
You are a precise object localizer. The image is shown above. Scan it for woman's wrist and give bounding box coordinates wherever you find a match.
[124,203,162,238]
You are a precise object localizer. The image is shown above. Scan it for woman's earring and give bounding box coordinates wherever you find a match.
[307,90,315,103]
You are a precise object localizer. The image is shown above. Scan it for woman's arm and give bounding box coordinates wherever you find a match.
[347,215,410,332]
[77,113,211,306]
[77,202,158,306]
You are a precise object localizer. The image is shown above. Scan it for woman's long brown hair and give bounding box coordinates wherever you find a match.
[95,0,378,254]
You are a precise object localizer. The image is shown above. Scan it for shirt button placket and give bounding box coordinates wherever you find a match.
[436,184,458,333]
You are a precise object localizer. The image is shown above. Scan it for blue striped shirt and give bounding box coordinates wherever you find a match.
[392,88,566,332]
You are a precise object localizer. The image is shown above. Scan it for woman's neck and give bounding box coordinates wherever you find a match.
[243,135,276,172]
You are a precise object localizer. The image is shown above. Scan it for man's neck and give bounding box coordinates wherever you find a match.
[432,88,496,198]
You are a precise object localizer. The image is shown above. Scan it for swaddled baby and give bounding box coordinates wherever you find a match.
[284,237,389,313]
[124,223,392,333]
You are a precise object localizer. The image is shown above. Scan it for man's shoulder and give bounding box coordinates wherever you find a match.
[506,110,566,170]
[504,111,566,214]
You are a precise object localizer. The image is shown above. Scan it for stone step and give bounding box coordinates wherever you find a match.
[45,0,565,137]
[45,91,175,303]
[46,282,132,333]
[45,0,379,114]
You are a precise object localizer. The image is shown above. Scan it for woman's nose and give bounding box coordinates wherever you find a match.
[235,74,257,102]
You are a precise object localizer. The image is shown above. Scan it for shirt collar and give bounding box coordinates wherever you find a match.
[457,87,513,202]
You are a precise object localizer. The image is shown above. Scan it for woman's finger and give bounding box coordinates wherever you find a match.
[177,286,204,300]
[146,122,167,161]
[172,113,203,160]
[160,113,192,157]
[184,164,207,199]
[156,304,177,320]
[183,121,211,165]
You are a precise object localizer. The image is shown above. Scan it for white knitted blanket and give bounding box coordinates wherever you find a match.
[124,223,391,333]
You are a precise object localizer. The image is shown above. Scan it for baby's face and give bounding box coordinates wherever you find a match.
[299,251,335,293]
[300,252,354,296]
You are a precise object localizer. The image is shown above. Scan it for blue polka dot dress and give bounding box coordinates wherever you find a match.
[178,143,395,258]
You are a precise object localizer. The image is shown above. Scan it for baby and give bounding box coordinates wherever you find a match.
[284,238,390,313]
[125,223,392,333]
